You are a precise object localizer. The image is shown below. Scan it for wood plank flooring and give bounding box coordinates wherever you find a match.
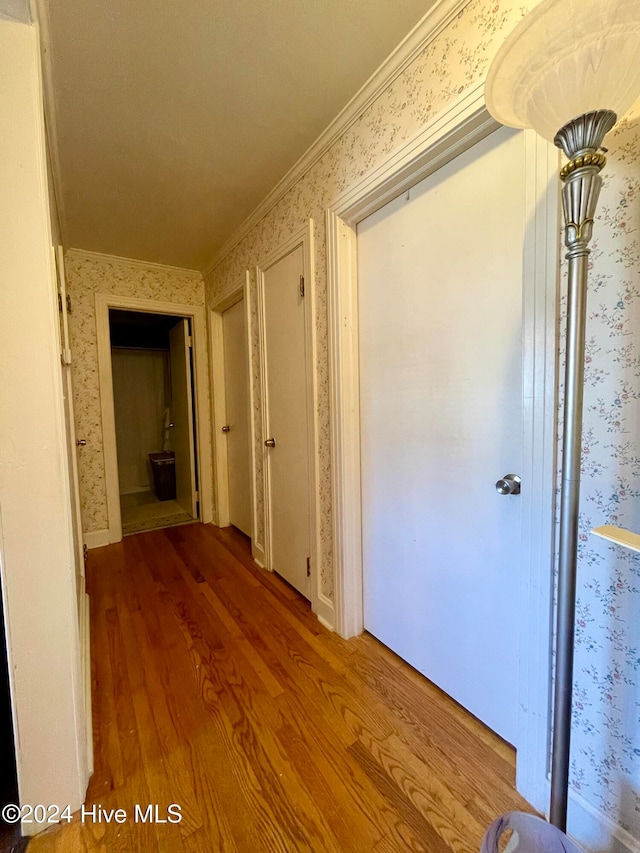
[28,523,533,852]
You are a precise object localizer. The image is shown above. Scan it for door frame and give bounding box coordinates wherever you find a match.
[209,273,259,555]
[96,293,213,542]
[326,81,560,813]
[256,221,324,620]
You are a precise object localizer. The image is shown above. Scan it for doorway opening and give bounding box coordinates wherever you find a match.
[109,309,199,536]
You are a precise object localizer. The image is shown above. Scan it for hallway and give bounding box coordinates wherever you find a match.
[28,524,532,852]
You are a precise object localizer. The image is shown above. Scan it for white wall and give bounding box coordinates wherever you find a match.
[112,348,168,494]
[0,17,88,832]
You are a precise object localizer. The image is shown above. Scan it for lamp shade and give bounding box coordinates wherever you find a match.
[485,0,640,143]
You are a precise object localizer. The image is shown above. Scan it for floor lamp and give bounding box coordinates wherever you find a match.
[485,0,640,834]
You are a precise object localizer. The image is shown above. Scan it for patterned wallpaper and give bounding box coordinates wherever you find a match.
[205,0,640,844]
[564,113,640,838]
[65,251,205,533]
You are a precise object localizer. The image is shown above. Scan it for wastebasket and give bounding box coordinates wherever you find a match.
[480,812,585,853]
[149,451,176,501]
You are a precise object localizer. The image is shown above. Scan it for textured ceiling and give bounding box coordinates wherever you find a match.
[41,0,435,271]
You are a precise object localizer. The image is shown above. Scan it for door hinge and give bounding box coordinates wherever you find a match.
[61,348,72,366]
[306,556,311,577]
[299,275,305,298]
[187,335,193,348]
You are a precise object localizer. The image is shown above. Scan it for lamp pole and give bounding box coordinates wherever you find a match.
[549,109,617,831]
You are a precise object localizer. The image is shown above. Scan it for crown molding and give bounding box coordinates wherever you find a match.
[203,0,471,277]
[65,248,202,277]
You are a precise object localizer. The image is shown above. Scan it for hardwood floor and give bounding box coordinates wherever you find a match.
[28,523,533,852]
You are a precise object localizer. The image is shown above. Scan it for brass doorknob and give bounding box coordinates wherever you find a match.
[76,439,86,447]
[265,438,276,448]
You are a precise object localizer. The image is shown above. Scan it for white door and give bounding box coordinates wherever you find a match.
[223,299,252,536]
[262,245,311,599]
[357,127,524,744]
[55,246,85,610]
[169,318,197,518]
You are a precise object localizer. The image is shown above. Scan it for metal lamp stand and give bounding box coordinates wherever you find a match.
[549,108,617,831]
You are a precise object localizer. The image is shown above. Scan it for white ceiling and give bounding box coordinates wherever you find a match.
[41,0,435,271]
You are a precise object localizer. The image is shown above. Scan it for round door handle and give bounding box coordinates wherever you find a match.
[76,439,86,447]
[496,474,521,495]
[222,425,231,433]
[265,438,276,448]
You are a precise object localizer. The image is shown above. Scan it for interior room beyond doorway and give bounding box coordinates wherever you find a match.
[110,309,199,536]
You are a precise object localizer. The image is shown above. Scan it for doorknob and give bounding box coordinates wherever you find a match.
[76,439,86,447]
[265,438,276,448]
[495,473,521,495]
[222,425,231,433]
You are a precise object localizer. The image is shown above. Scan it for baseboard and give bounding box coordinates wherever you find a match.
[314,593,335,632]
[252,540,266,569]
[84,529,110,549]
[541,779,640,853]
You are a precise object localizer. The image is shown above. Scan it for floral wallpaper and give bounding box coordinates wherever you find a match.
[563,112,640,840]
[205,0,640,845]
[65,251,205,533]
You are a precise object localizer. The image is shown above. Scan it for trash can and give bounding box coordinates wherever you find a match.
[480,812,585,853]
[148,451,176,501]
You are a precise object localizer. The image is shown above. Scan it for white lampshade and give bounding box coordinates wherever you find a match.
[485,0,640,143]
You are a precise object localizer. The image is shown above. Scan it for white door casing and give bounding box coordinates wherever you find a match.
[95,294,213,543]
[54,246,85,601]
[326,82,559,813]
[358,126,524,745]
[169,318,198,518]
[53,245,93,776]
[223,298,252,536]
[256,222,324,616]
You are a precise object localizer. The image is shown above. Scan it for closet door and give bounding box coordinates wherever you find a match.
[223,299,252,536]
[357,127,525,744]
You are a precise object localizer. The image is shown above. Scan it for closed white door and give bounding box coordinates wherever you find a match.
[55,246,85,610]
[223,299,252,537]
[263,245,311,599]
[169,318,197,518]
[357,127,525,744]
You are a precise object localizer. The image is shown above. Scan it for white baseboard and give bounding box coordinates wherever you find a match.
[252,540,266,569]
[314,593,335,632]
[540,780,640,853]
[84,529,110,549]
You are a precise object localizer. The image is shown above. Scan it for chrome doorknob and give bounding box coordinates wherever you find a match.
[76,439,86,447]
[265,438,276,448]
[221,425,231,433]
[496,474,521,495]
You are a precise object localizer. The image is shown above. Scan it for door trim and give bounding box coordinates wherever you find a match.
[325,81,559,813]
[256,221,326,623]
[96,294,213,543]
[209,274,260,559]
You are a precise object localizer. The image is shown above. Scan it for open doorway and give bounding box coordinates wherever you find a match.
[110,309,199,536]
